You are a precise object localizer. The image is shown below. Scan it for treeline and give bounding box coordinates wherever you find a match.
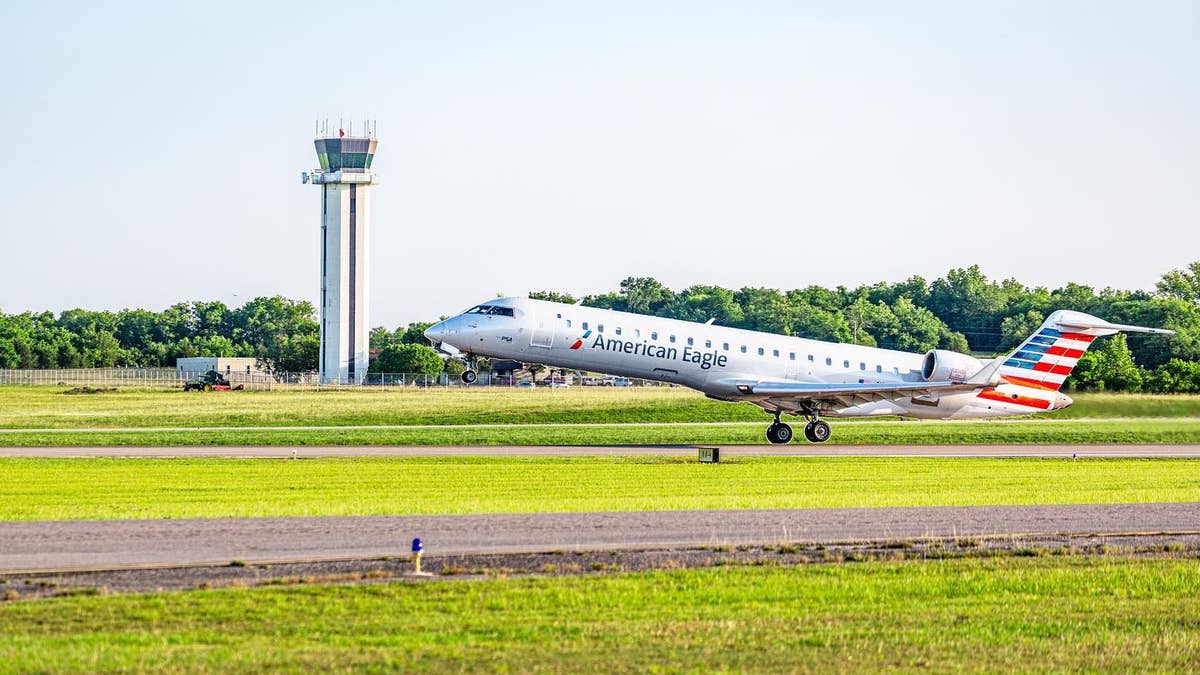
[0,297,318,373]
[4,262,1200,392]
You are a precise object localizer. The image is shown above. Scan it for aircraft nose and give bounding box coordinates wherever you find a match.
[1054,392,1074,410]
[423,321,445,342]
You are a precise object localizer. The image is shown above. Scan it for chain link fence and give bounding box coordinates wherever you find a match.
[0,368,672,391]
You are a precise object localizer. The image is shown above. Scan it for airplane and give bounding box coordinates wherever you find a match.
[424,297,1173,444]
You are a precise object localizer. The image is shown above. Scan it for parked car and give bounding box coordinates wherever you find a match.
[605,377,633,387]
[516,380,535,389]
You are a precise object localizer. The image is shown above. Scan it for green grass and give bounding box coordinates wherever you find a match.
[2,387,1197,445]
[0,387,1197,430]
[2,558,1198,672]
[2,456,1198,520]
[2,418,1200,446]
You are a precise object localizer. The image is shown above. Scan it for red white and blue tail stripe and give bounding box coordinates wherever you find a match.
[999,326,1094,391]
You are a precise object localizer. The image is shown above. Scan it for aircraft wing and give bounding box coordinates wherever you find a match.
[722,379,983,409]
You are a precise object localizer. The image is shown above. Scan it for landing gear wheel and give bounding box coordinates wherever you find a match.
[766,422,793,445]
[804,420,831,443]
[460,369,478,384]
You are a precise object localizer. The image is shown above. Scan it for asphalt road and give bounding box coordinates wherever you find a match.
[3,503,1197,573]
[3,444,1200,457]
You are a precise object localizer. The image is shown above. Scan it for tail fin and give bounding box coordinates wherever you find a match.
[998,310,1174,391]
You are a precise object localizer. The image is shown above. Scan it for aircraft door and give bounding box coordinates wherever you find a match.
[530,310,556,349]
[785,356,803,381]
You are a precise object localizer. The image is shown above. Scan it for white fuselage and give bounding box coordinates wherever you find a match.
[425,297,1067,419]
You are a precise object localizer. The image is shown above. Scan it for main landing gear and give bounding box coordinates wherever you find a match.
[765,411,831,444]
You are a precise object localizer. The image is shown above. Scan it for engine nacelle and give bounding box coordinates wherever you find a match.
[921,350,982,382]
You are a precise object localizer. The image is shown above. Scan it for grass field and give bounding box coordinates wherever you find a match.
[2,387,1198,428]
[1,387,1198,446]
[3,456,1198,520]
[2,557,1197,672]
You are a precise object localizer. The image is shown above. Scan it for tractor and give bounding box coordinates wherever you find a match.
[183,370,244,392]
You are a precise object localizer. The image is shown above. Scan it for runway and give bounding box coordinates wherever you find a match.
[2,444,1200,457]
[3,502,1197,573]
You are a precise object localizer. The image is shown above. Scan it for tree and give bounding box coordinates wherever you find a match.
[369,343,443,375]
[1156,261,1200,304]
[1069,334,1143,392]
[661,285,742,325]
[619,277,674,315]
[843,297,897,347]
[999,311,1045,353]
[1146,359,1200,394]
[226,296,319,372]
[927,266,1009,351]
[369,326,393,350]
[878,298,944,352]
[400,322,434,345]
[734,287,793,334]
[525,362,546,381]
[528,291,577,304]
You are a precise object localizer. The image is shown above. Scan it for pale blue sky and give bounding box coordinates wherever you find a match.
[1,1,1197,326]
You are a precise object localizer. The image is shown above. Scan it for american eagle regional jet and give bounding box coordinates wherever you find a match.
[424,297,1172,444]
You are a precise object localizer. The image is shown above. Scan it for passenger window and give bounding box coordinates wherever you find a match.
[723,343,730,351]
[757,347,765,356]
[843,360,850,368]
[651,332,658,341]
[615,327,622,336]
[556,313,562,319]
[807,354,814,362]
[598,324,605,333]
[893,367,900,375]
[876,365,882,373]
[582,322,589,330]
[825,357,832,366]
[686,337,693,346]
[705,340,712,348]
[860,362,866,371]
[789,352,795,360]
[565,319,572,328]
[635,329,641,338]
[740,345,747,353]
[668,335,675,343]
[773,349,780,357]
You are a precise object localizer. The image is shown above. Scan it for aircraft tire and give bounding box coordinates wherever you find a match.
[461,370,478,384]
[766,422,792,444]
[805,420,831,443]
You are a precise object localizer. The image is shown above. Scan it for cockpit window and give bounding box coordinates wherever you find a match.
[464,305,514,317]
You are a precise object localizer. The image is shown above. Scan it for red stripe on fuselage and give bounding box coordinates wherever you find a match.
[977,389,1052,409]
[1045,345,1085,359]
[1001,375,1061,391]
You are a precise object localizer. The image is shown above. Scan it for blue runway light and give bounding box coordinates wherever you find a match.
[412,538,423,553]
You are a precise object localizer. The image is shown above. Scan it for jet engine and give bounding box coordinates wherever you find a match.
[921,350,983,382]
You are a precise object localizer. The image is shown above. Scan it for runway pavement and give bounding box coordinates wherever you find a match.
[2,444,1200,457]
[3,503,1197,573]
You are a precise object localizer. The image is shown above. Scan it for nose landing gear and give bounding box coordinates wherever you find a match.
[458,355,480,384]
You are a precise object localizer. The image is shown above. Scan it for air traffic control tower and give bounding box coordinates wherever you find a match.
[302,124,378,384]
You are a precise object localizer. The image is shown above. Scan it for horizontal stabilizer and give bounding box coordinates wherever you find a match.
[1054,318,1175,335]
